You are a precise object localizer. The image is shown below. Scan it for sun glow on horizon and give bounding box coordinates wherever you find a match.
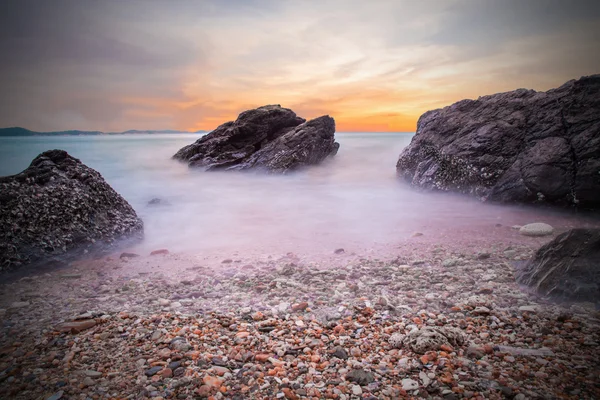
[0,0,598,132]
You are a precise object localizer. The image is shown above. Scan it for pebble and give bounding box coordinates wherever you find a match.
[402,378,419,391]
[519,222,554,237]
[351,385,363,395]
[46,391,64,400]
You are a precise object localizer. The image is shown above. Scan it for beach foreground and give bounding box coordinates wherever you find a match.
[1,233,599,400]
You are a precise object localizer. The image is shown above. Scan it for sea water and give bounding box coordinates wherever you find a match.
[1,133,597,258]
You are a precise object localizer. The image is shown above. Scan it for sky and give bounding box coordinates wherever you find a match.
[0,0,598,133]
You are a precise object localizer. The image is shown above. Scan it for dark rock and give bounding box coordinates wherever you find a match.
[147,198,170,206]
[173,105,339,173]
[168,361,182,370]
[0,150,143,272]
[332,346,348,359]
[144,366,162,377]
[396,75,600,209]
[334,248,345,254]
[516,228,600,302]
[346,368,374,385]
[120,252,139,259]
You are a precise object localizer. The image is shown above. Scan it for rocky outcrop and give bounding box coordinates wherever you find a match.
[173,105,339,173]
[396,75,600,209]
[516,228,600,302]
[0,150,143,271]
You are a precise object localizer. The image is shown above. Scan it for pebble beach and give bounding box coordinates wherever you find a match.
[1,224,599,400]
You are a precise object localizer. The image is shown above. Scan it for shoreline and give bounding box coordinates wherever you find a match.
[1,232,599,399]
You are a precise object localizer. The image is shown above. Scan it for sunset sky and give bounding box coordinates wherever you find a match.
[0,0,598,132]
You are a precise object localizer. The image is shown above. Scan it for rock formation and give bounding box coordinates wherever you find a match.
[0,150,143,271]
[516,228,600,302]
[396,75,600,209]
[173,105,339,173]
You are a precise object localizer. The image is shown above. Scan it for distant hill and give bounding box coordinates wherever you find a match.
[0,127,206,136]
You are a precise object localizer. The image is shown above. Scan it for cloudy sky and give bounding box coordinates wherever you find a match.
[0,0,598,132]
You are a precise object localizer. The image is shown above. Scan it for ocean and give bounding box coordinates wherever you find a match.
[1,133,597,259]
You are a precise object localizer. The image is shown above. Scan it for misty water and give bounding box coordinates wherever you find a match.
[1,133,597,259]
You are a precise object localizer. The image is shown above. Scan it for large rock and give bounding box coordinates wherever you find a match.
[396,75,600,209]
[173,105,339,172]
[516,229,600,302]
[0,150,143,271]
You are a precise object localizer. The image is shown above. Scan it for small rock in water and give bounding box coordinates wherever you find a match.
[519,222,554,237]
[119,252,139,259]
[150,249,169,256]
[147,197,170,206]
[411,232,424,237]
[60,274,82,279]
[334,248,345,254]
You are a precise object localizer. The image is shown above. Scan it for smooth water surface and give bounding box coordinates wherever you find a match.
[1,134,596,258]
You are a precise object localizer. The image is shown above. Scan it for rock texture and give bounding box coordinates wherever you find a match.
[173,105,339,173]
[516,228,600,302]
[396,75,600,209]
[519,222,554,237]
[0,150,143,271]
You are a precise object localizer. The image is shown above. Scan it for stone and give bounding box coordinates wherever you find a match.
[351,385,363,395]
[400,326,465,354]
[145,366,163,377]
[0,149,143,271]
[388,333,404,349]
[46,391,64,400]
[291,302,308,312]
[334,248,345,254]
[120,252,140,259]
[346,369,374,385]
[519,223,554,237]
[202,375,224,388]
[169,337,191,352]
[332,346,349,359]
[196,385,212,397]
[83,370,102,378]
[82,377,95,387]
[56,319,96,333]
[150,249,169,256]
[173,105,339,173]
[402,378,419,391]
[396,75,600,209]
[516,228,600,302]
[147,198,170,206]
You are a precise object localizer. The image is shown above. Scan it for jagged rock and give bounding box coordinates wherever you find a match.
[516,228,600,302]
[0,150,143,272]
[396,75,600,209]
[173,105,339,173]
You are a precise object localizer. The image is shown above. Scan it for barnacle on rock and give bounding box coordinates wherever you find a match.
[0,150,143,272]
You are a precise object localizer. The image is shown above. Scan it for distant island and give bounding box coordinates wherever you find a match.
[0,127,207,137]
